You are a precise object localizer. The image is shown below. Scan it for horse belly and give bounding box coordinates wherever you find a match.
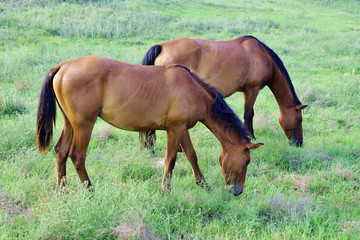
[99,103,167,132]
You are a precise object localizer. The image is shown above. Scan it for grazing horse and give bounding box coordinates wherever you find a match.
[140,35,307,149]
[36,56,263,196]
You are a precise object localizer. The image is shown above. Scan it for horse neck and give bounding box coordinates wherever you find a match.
[268,69,299,113]
[202,115,243,151]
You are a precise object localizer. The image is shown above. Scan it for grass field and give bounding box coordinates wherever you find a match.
[0,0,359,239]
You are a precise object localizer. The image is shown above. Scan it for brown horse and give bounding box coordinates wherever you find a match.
[36,56,263,196]
[140,35,307,149]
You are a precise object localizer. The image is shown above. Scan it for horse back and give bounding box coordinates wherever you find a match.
[53,56,209,132]
[100,64,210,131]
[156,37,274,96]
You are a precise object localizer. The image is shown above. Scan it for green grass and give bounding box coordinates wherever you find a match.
[1,0,360,239]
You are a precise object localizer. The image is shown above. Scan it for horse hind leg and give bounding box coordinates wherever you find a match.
[69,120,97,188]
[54,113,73,189]
[139,130,156,154]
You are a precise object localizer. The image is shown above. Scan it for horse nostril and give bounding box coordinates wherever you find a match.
[234,189,243,196]
[231,185,243,196]
[226,185,244,196]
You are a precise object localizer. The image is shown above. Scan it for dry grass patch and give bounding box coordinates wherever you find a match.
[269,195,311,217]
[292,175,311,192]
[253,110,277,132]
[315,152,335,161]
[0,190,32,222]
[0,191,22,215]
[258,194,313,227]
[333,163,358,185]
[154,157,164,168]
[15,79,29,92]
[111,211,158,240]
[341,220,360,235]
[96,125,112,140]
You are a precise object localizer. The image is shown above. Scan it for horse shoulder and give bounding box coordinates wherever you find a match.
[235,38,273,87]
[165,67,209,125]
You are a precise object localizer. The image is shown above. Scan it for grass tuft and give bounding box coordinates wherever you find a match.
[0,96,26,116]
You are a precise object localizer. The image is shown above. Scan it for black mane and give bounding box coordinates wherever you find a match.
[173,65,251,142]
[243,35,302,105]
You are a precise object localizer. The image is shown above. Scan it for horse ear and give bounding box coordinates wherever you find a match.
[295,105,308,111]
[246,143,264,150]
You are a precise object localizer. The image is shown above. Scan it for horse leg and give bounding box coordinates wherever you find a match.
[243,88,260,139]
[69,121,96,188]
[180,130,210,190]
[54,117,73,189]
[139,130,156,153]
[139,132,145,147]
[145,130,156,151]
[162,127,184,192]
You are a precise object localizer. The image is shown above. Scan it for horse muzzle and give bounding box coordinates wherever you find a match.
[289,137,303,147]
[225,184,243,196]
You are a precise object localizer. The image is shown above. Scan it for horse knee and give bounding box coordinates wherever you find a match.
[55,149,69,166]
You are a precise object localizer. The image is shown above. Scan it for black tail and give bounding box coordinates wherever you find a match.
[247,36,302,105]
[36,65,61,153]
[141,45,162,65]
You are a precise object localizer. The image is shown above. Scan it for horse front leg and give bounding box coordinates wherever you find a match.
[243,88,260,139]
[162,127,184,192]
[180,130,210,190]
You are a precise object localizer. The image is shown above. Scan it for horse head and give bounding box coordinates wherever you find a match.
[219,142,263,196]
[278,104,307,147]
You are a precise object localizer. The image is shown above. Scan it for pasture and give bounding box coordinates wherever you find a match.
[0,0,359,239]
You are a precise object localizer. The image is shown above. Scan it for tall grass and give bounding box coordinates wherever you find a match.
[0,0,359,239]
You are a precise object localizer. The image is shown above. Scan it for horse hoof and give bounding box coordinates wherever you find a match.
[196,179,211,191]
[161,184,171,193]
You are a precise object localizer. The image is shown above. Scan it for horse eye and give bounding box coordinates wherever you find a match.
[245,161,250,166]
